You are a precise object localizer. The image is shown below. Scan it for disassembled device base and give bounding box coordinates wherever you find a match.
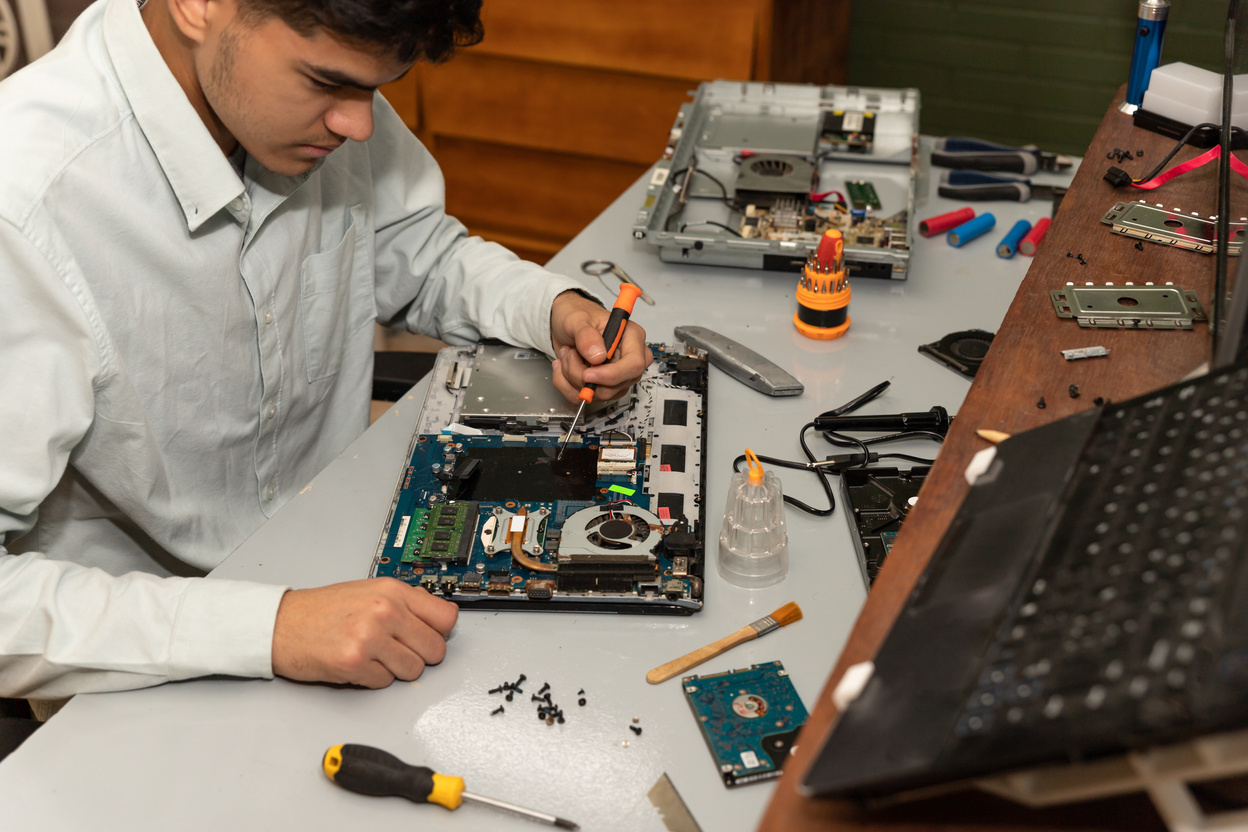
[633,81,919,277]
[371,341,709,615]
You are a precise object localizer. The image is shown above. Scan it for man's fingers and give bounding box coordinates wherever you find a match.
[574,325,608,366]
[582,324,651,396]
[368,638,428,685]
[551,359,579,403]
[397,582,459,637]
[553,349,591,403]
[271,579,458,688]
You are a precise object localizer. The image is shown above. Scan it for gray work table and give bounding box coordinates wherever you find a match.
[0,141,1075,831]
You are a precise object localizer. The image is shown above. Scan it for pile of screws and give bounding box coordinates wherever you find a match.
[487,673,527,709]
[532,681,567,725]
[1066,252,1088,266]
[1106,148,1143,162]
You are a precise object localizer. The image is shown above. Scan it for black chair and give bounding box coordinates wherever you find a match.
[371,351,438,402]
[0,698,38,762]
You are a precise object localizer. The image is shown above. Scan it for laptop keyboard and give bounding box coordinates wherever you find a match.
[955,366,1248,742]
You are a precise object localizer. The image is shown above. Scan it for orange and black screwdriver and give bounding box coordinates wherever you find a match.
[556,282,644,460]
[323,744,579,829]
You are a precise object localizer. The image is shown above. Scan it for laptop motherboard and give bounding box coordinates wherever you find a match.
[370,342,708,615]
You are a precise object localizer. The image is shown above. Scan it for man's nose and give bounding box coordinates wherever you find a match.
[325,95,375,143]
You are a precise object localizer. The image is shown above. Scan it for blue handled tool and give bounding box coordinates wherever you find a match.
[1122,0,1169,112]
[931,137,1072,175]
[938,170,1065,203]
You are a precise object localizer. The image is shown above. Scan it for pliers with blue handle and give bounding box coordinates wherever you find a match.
[937,170,1066,202]
[932,137,1072,175]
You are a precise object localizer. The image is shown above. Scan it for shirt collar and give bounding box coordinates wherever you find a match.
[103,0,244,232]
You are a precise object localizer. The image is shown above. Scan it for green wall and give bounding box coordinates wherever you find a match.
[848,1,1228,156]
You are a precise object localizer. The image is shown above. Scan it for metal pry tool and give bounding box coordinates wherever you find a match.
[674,326,803,397]
[556,283,644,460]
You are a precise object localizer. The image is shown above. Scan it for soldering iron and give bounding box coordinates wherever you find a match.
[814,405,951,437]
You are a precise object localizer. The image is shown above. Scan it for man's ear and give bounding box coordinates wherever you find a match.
[167,0,225,46]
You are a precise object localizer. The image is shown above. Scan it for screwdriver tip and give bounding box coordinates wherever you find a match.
[554,819,579,830]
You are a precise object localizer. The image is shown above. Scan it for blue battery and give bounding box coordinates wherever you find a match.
[947,213,995,248]
[996,219,1032,258]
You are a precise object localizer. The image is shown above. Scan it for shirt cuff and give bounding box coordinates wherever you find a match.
[168,579,289,681]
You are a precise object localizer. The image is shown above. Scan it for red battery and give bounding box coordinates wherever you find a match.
[918,207,975,237]
[1018,217,1052,256]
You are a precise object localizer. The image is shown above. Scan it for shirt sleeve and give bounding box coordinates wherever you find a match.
[0,217,288,698]
[366,96,600,357]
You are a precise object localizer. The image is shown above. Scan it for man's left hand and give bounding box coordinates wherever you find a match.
[550,290,651,403]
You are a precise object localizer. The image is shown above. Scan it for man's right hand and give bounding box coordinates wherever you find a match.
[270,578,458,688]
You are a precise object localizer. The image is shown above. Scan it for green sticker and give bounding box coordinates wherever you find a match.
[608,485,636,496]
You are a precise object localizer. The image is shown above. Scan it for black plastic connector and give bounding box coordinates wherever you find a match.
[1103,166,1132,188]
[819,452,880,472]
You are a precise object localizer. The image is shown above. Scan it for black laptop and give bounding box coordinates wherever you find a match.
[802,357,1248,799]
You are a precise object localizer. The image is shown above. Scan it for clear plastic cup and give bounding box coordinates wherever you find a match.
[718,454,788,588]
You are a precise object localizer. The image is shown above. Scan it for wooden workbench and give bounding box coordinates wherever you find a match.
[761,90,1248,831]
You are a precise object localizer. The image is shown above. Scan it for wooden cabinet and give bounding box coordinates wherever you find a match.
[381,0,851,263]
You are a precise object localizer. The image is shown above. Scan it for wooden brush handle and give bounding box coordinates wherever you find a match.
[646,625,758,684]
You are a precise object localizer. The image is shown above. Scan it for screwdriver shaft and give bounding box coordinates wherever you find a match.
[557,399,588,459]
[463,791,580,830]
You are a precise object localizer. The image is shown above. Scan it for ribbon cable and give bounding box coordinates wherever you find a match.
[1131,146,1248,190]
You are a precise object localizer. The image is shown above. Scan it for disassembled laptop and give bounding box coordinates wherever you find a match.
[633,81,920,277]
[370,342,709,615]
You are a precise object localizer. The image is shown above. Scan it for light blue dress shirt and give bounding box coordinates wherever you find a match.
[0,0,590,697]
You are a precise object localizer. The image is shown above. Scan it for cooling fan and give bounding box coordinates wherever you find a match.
[734,154,818,208]
[558,504,662,561]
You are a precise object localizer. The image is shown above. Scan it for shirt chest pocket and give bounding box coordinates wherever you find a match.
[299,205,372,383]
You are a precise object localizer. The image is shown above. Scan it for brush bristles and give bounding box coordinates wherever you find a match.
[772,601,803,627]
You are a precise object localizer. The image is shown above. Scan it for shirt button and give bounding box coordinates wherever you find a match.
[229,197,243,212]
[266,403,277,420]
[265,485,275,501]
[262,308,274,325]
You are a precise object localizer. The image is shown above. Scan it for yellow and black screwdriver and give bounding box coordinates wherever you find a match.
[323,744,579,830]
[556,282,644,460]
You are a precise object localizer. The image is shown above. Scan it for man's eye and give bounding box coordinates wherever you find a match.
[309,78,337,91]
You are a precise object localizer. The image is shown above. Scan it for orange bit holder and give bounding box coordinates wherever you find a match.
[794,229,851,340]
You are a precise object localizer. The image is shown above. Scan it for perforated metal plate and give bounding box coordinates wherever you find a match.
[1051,285,1207,329]
[1101,201,1245,255]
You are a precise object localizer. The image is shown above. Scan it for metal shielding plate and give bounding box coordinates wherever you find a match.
[1051,285,1207,329]
[458,344,573,420]
[699,111,822,155]
[1101,201,1245,255]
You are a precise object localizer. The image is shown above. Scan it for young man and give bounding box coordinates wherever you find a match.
[0,0,649,699]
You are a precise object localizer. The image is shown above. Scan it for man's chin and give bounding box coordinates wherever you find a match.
[252,153,319,177]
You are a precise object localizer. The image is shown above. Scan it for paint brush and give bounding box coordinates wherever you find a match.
[645,602,803,684]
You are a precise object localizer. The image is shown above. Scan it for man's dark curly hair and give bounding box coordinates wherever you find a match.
[235,0,484,64]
